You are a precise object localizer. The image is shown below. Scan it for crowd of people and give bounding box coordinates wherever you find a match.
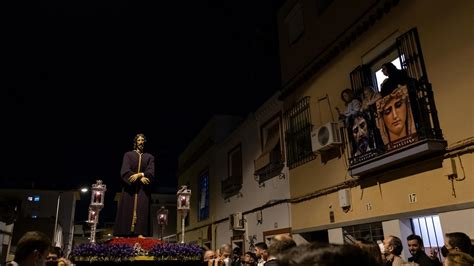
[201,232,474,266]
[5,229,473,265]
[5,231,71,266]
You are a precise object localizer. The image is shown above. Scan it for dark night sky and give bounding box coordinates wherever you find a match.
[3,1,283,221]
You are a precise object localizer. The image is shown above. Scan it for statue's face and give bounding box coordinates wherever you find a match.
[352,116,367,143]
[382,96,407,140]
[136,136,145,151]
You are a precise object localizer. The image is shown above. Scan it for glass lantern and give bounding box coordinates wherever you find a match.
[177,185,191,213]
[157,206,169,225]
[87,207,98,224]
[177,185,191,243]
[90,180,107,209]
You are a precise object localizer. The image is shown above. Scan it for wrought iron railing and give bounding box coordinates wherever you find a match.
[284,96,316,169]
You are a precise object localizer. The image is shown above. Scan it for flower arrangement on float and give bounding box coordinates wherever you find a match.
[148,243,202,261]
[70,238,202,262]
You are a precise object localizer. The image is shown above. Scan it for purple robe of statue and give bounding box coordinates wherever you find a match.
[114,151,155,236]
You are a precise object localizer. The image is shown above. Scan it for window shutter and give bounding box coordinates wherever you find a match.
[396,28,428,82]
[350,64,373,98]
[232,149,242,178]
[396,28,443,139]
[283,96,315,169]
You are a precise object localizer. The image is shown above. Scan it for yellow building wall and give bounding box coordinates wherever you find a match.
[288,0,474,231]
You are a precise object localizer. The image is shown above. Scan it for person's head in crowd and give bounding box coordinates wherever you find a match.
[362,86,382,110]
[267,234,296,258]
[14,231,52,266]
[203,249,216,262]
[46,246,62,263]
[233,246,242,261]
[46,246,71,266]
[243,251,258,265]
[341,88,355,105]
[406,234,425,257]
[383,235,403,257]
[254,242,268,261]
[278,242,380,266]
[363,86,375,100]
[381,62,399,77]
[444,251,474,266]
[355,238,384,265]
[219,244,232,265]
[46,248,59,262]
[444,232,472,255]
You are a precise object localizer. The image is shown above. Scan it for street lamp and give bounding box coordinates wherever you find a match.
[157,206,168,241]
[53,186,89,247]
[177,185,191,244]
[87,180,107,244]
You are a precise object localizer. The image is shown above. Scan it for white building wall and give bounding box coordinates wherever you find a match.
[439,208,474,239]
[215,222,232,249]
[246,203,291,243]
[213,94,291,250]
[328,228,344,244]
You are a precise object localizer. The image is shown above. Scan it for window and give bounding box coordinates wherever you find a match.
[285,2,304,45]
[411,215,444,261]
[254,114,284,183]
[222,144,243,199]
[374,57,402,91]
[33,195,40,202]
[198,172,210,221]
[343,222,384,244]
[284,96,316,169]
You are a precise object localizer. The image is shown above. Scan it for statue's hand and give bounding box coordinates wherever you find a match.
[140,177,150,185]
[129,173,142,183]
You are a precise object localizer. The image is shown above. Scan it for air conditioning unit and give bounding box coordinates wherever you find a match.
[229,212,244,230]
[311,122,342,152]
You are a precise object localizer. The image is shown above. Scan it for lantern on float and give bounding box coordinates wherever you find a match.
[157,206,169,241]
[88,180,107,243]
[176,186,191,243]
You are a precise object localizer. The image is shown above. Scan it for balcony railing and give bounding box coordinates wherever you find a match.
[221,175,242,199]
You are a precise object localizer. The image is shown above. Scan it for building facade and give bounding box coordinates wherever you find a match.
[177,115,242,249]
[0,189,80,260]
[277,0,473,260]
[177,97,297,251]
